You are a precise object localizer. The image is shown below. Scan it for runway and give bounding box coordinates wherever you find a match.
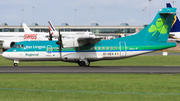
[0,66,180,73]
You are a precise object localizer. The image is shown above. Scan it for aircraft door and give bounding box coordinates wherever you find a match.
[46,45,52,54]
[119,42,126,56]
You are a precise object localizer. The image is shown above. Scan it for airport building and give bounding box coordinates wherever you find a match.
[0,23,144,39]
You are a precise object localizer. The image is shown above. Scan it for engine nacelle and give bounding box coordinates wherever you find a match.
[62,38,87,47]
[2,41,16,50]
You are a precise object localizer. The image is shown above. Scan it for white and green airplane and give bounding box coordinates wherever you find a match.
[2,6,177,66]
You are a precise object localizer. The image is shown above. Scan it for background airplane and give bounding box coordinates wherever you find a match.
[0,23,53,51]
[0,21,99,51]
[166,3,180,42]
[2,6,177,66]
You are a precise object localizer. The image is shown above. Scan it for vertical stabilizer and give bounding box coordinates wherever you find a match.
[119,7,176,43]
[22,23,33,32]
[48,21,58,35]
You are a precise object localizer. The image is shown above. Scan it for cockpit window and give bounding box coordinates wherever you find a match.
[21,45,24,48]
[12,45,17,48]
[17,45,20,48]
[12,44,25,48]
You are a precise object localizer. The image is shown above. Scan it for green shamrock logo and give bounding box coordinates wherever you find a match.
[148,18,168,36]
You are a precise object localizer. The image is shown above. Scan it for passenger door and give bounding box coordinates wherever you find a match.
[119,42,126,56]
[46,45,52,56]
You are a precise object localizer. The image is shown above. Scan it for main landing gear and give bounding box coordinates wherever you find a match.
[78,60,90,67]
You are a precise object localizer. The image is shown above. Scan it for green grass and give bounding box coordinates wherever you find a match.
[1,55,180,66]
[0,74,180,101]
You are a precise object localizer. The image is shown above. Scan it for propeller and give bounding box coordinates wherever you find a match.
[56,29,63,46]
[48,30,52,41]
[59,29,62,48]
[56,29,63,59]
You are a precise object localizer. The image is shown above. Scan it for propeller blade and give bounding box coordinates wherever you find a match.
[59,29,63,48]
[58,29,62,59]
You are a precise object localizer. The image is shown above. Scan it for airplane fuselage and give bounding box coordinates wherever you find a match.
[3,40,176,62]
[0,32,93,41]
[0,32,50,41]
[169,32,180,40]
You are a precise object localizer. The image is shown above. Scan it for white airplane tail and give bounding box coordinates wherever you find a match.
[22,23,32,32]
[48,21,58,35]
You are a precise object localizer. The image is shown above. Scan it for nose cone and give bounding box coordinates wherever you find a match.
[2,52,9,59]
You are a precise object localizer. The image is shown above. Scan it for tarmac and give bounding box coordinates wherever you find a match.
[0,66,180,74]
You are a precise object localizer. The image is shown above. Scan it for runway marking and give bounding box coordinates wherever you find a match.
[0,88,180,95]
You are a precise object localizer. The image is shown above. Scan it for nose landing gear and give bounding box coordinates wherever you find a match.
[14,60,19,66]
[14,63,18,66]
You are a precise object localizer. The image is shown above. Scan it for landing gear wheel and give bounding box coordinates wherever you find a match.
[84,61,90,67]
[78,61,85,66]
[14,63,18,66]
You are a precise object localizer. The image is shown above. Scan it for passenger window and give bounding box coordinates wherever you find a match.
[69,48,71,50]
[98,47,101,50]
[106,47,109,50]
[114,47,117,50]
[57,47,59,50]
[110,47,113,50]
[102,47,105,50]
[94,47,96,50]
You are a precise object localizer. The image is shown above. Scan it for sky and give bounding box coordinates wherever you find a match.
[0,0,179,26]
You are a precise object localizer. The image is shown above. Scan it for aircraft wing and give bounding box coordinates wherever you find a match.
[77,37,93,40]
[78,37,102,44]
